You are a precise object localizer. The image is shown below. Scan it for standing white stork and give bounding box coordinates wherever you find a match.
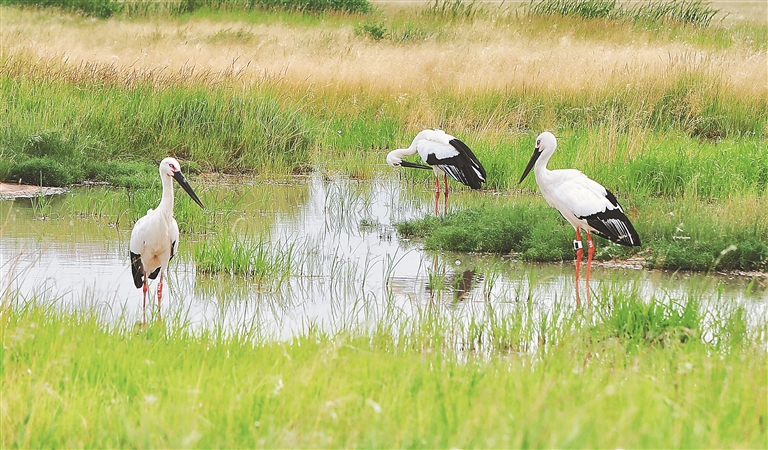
[130,157,204,323]
[386,129,486,215]
[519,132,640,303]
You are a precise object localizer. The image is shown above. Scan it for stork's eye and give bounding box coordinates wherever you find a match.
[169,164,177,171]
[536,140,541,146]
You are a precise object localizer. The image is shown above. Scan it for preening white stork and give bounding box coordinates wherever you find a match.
[130,157,204,323]
[386,129,486,215]
[519,132,640,303]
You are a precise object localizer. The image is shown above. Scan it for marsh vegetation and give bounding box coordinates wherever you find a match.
[1,0,766,447]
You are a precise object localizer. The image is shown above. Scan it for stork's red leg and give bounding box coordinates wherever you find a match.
[586,231,595,303]
[157,272,164,310]
[443,174,449,215]
[142,278,148,325]
[434,176,440,216]
[574,227,583,306]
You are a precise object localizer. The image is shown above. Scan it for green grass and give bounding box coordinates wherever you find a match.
[3,290,765,447]
[593,287,702,349]
[193,230,296,285]
[396,202,574,261]
[0,64,314,186]
[0,0,118,17]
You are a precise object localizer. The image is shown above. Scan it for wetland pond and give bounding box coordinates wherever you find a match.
[2,175,766,338]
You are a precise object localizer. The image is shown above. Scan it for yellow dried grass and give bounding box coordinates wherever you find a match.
[1,6,765,97]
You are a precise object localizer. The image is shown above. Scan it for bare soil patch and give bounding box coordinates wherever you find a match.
[0,182,68,199]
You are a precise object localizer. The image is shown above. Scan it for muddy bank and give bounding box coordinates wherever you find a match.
[0,182,68,200]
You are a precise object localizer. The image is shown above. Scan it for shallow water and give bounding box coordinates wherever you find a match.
[2,175,766,338]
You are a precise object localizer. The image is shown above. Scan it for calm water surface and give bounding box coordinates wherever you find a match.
[2,176,766,338]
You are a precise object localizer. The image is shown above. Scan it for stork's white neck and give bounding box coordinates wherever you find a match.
[533,147,556,181]
[157,173,175,215]
[386,147,418,166]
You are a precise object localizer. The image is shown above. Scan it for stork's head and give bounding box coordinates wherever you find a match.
[159,157,182,178]
[385,150,403,167]
[536,131,557,156]
[519,131,558,184]
[159,157,205,209]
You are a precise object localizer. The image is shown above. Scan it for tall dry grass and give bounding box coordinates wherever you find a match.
[1,5,764,96]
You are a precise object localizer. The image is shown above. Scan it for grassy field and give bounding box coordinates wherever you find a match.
[3,290,766,448]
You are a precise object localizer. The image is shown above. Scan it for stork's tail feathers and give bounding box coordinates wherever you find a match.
[451,138,486,189]
[580,190,641,247]
[130,251,144,288]
[130,251,163,289]
[585,214,641,247]
[425,138,487,190]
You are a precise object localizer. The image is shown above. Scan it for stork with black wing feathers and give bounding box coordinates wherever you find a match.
[387,129,486,215]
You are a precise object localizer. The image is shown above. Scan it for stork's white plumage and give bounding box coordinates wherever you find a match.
[129,157,204,323]
[387,129,486,215]
[519,132,640,303]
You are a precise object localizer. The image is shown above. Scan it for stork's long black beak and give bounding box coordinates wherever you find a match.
[400,160,432,170]
[173,170,205,208]
[518,148,541,184]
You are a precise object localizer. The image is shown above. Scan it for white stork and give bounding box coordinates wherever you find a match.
[519,131,640,303]
[386,129,486,215]
[130,157,204,323]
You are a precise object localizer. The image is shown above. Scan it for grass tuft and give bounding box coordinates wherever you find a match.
[592,290,701,349]
[528,0,618,20]
[527,0,720,27]
[424,0,487,21]
[194,230,295,286]
[396,203,598,261]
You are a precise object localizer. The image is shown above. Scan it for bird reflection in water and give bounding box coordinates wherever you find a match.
[426,262,482,303]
